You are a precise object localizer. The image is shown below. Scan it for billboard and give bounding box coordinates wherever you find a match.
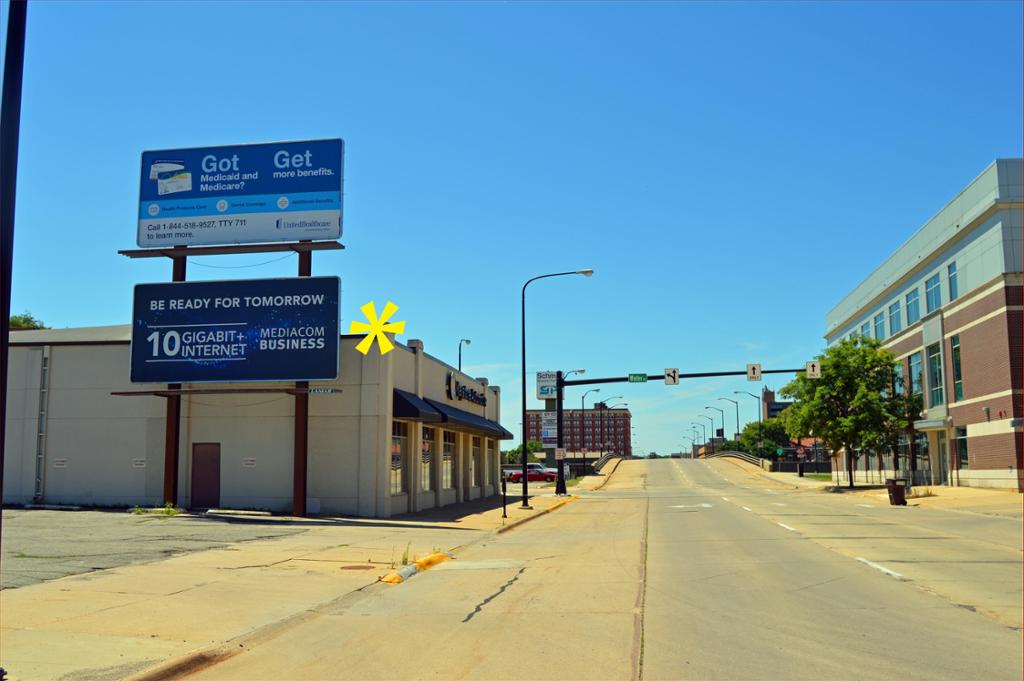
[536,371,557,400]
[137,139,343,248]
[131,277,340,383]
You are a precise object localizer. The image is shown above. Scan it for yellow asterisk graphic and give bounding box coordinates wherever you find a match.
[349,301,406,355]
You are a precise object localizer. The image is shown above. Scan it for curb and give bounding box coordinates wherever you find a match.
[495,496,577,535]
[379,551,453,585]
[591,457,625,491]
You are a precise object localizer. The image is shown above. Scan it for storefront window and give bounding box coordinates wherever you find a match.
[956,427,968,469]
[442,431,455,489]
[421,427,435,492]
[391,422,408,495]
[471,436,482,486]
[915,433,930,470]
[950,335,963,401]
[926,343,944,407]
[488,440,497,482]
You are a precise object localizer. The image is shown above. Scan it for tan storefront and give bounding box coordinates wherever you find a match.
[3,326,511,516]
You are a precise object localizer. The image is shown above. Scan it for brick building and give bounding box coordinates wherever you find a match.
[761,388,792,420]
[825,159,1022,490]
[525,405,632,457]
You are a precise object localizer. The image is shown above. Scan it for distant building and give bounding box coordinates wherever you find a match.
[825,159,1022,490]
[525,404,632,457]
[762,388,792,420]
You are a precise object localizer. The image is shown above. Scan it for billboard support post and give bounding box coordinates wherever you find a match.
[163,249,186,506]
[293,245,312,517]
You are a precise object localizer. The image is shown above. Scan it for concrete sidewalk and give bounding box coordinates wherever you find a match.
[0,486,585,681]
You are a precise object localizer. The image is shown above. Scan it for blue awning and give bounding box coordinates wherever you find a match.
[393,389,442,422]
[424,398,514,440]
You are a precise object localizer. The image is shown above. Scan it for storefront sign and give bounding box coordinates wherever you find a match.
[137,139,343,248]
[130,276,340,383]
[445,372,486,405]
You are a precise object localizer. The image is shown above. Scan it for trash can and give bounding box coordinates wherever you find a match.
[886,478,907,506]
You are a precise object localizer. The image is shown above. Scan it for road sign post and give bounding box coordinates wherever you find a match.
[805,361,821,379]
[664,368,679,385]
[747,363,762,381]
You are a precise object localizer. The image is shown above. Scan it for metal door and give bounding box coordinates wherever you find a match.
[190,443,221,509]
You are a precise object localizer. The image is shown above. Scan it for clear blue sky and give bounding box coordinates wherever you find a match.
[4,1,1022,454]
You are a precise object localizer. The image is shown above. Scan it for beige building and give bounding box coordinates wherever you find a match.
[3,326,510,516]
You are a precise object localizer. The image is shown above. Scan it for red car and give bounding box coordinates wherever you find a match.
[506,469,557,483]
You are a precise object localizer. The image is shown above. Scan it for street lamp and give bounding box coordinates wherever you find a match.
[520,269,594,509]
[606,402,627,455]
[705,406,725,440]
[563,369,586,378]
[699,414,715,454]
[735,390,763,458]
[581,388,600,459]
[718,397,740,440]
[457,338,471,372]
[598,395,622,459]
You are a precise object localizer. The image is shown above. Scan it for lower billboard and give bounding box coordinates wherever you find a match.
[131,276,340,383]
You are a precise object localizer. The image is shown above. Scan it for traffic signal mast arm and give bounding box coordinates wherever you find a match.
[561,368,806,387]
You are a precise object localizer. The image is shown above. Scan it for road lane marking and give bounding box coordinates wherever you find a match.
[742,506,752,512]
[771,502,787,506]
[721,497,730,501]
[669,503,712,508]
[856,557,905,579]
[776,523,797,532]
[857,504,876,508]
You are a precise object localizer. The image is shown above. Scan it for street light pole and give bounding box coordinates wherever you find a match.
[718,397,740,440]
[691,422,706,456]
[457,338,471,372]
[606,402,628,456]
[705,406,725,441]
[699,414,715,454]
[735,390,762,458]
[581,388,600,460]
[520,269,593,509]
[599,395,622,460]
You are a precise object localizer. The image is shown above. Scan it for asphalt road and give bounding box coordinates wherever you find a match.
[189,459,1021,680]
[0,509,303,589]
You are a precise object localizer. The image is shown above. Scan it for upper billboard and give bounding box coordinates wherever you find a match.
[137,139,343,248]
[130,276,340,383]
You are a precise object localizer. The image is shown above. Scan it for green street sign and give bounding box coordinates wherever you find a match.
[776,447,784,456]
[628,373,648,383]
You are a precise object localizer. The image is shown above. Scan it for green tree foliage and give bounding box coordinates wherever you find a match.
[780,337,898,488]
[501,440,544,464]
[9,311,46,329]
[736,417,789,456]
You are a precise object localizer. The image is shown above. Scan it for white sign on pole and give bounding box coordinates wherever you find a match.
[664,367,679,385]
[746,363,762,381]
[540,411,557,447]
[536,371,558,400]
[805,361,821,379]
[555,448,566,460]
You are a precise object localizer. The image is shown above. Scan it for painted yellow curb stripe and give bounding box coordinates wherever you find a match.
[380,552,451,585]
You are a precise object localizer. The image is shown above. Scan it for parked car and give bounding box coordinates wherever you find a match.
[502,462,547,480]
[506,467,557,483]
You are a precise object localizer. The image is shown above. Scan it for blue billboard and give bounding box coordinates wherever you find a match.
[137,139,343,248]
[131,277,340,384]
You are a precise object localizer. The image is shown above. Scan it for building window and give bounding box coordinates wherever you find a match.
[925,273,941,313]
[955,427,968,468]
[908,352,923,395]
[914,433,931,471]
[950,335,963,401]
[906,290,920,325]
[421,427,435,492]
[926,343,944,407]
[892,366,905,395]
[442,431,455,489]
[947,262,958,301]
[873,312,885,340]
[888,301,901,334]
[471,436,482,487]
[391,421,408,495]
[860,322,870,337]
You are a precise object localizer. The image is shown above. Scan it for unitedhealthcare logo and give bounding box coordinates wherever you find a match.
[275,218,332,230]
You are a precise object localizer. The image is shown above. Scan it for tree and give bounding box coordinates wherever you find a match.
[502,440,543,464]
[9,311,45,329]
[736,417,789,457]
[865,372,922,475]
[780,337,896,488]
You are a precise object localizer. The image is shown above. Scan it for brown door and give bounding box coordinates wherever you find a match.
[191,443,220,509]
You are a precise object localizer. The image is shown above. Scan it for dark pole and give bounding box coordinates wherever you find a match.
[555,371,566,495]
[163,253,186,506]
[293,248,312,517]
[458,342,462,372]
[736,390,762,458]
[719,397,740,440]
[0,0,28,522]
